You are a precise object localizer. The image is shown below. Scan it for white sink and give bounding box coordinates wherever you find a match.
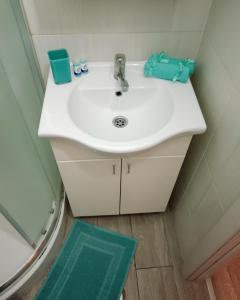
[39,62,206,153]
[69,86,173,141]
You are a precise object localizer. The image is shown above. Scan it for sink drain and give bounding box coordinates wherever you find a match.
[112,116,128,128]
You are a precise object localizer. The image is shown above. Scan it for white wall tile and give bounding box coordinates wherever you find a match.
[21,0,60,34]
[183,158,212,214]
[213,143,240,211]
[204,0,240,89]
[78,0,176,34]
[173,0,240,265]
[174,206,199,259]
[22,0,211,79]
[171,137,205,206]
[206,89,240,177]
[32,32,202,80]
[22,0,212,34]
[175,32,202,58]
[190,184,223,241]
[22,0,175,34]
[57,0,84,34]
[172,0,213,31]
[192,37,235,148]
[32,35,61,82]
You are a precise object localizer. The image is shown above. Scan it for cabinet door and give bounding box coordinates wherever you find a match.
[121,157,184,214]
[58,159,121,216]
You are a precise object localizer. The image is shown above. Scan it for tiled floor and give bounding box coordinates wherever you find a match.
[23,208,211,300]
[97,214,178,300]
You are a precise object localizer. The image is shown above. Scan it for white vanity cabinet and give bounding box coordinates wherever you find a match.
[120,156,185,214]
[39,62,206,216]
[50,136,192,217]
[57,159,121,216]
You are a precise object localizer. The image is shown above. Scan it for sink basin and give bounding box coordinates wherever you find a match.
[69,86,174,142]
[39,62,206,153]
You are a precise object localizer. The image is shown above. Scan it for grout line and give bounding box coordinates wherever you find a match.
[31,31,203,37]
[163,213,184,300]
[129,215,134,236]
[162,213,173,264]
[136,265,173,271]
[119,159,123,215]
[134,265,141,300]
[135,262,141,300]
[129,215,141,300]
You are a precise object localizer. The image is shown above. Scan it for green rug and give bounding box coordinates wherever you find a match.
[35,219,137,300]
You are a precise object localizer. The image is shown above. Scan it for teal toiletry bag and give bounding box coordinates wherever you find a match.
[145,61,190,83]
[144,52,196,83]
[48,49,72,84]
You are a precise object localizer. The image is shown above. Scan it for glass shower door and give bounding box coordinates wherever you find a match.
[0,59,56,246]
[0,0,61,247]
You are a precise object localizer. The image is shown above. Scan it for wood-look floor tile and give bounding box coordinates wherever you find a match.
[163,213,187,300]
[131,214,171,268]
[21,280,43,300]
[98,215,139,300]
[98,215,132,236]
[21,212,210,300]
[63,203,74,239]
[137,267,179,300]
[184,280,211,300]
[64,214,74,239]
[81,216,98,225]
[163,212,211,300]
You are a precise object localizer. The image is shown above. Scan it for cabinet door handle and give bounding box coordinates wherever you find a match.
[127,163,131,174]
[112,164,116,175]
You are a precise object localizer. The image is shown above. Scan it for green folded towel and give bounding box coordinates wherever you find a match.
[144,51,196,83]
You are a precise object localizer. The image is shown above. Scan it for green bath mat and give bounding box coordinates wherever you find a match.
[35,219,137,300]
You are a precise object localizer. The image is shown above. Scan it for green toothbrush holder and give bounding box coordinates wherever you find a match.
[48,49,72,84]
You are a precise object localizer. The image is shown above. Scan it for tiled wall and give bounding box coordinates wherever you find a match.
[172,0,240,267]
[21,0,212,82]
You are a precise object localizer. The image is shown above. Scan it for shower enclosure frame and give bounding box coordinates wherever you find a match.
[0,198,64,294]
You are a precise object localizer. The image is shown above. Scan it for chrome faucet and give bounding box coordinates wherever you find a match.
[114,54,129,92]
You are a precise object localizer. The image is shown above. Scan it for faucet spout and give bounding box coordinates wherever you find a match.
[117,73,129,92]
[114,54,129,92]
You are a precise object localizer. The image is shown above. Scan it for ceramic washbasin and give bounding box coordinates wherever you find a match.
[69,86,173,141]
[39,62,206,153]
